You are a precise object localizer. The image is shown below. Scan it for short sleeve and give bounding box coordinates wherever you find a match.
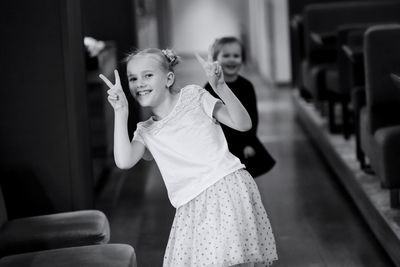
[132,124,153,161]
[199,88,222,119]
[132,126,145,145]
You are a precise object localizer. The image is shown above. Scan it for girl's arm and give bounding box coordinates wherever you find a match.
[99,70,145,169]
[113,111,145,169]
[212,83,252,131]
[195,54,252,132]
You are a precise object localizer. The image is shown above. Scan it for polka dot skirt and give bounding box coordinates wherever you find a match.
[163,169,278,267]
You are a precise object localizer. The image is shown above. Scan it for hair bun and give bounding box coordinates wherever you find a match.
[161,49,180,67]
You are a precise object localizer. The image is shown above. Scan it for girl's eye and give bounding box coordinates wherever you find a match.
[128,77,137,82]
[145,73,153,78]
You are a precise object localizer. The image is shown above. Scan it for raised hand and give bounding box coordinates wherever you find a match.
[99,70,128,112]
[195,49,224,90]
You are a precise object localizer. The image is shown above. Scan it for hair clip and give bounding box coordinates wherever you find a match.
[161,49,177,64]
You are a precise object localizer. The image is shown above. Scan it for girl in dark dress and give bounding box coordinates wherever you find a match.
[204,37,275,177]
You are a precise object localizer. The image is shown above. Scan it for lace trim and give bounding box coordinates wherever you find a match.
[137,85,204,135]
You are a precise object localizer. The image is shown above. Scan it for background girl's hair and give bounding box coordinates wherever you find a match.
[211,36,246,63]
[124,48,180,72]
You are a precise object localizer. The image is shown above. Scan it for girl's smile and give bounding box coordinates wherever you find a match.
[133,85,155,104]
[136,88,153,97]
[224,64,240,73]
[137,90,151,95]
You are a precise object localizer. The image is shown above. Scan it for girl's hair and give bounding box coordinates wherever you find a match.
[211,36,246,63]
[124,48,180,72]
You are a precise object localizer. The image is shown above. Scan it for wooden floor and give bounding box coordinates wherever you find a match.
[96,57,393,267]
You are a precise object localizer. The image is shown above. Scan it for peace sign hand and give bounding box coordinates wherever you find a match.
[195,51,224,90]
[99,70,128,113]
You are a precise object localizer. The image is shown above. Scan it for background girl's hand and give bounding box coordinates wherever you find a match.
[195,50,224,90]
[243,145,256,159]
[99,70,128,113]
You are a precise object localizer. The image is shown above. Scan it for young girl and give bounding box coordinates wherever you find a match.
[204,37,275,178]
[99,48,277,267]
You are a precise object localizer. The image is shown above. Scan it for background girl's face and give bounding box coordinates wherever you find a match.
[126,55,169,107]
[216,42,243,80]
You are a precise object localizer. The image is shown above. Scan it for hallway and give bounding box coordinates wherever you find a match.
[96,56,393,267]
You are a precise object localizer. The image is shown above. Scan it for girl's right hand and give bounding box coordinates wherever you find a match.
[99,70,128,113]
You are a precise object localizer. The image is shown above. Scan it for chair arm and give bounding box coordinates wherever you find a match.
[0,244,136,267]
[0,210,110,257]
[375,125,400,188]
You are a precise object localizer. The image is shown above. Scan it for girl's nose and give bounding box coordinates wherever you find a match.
[135,82,146,91]
[135,79,146,88]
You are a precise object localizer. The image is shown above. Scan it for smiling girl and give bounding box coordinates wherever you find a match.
[99,48,277,267]
[204,37,276,178]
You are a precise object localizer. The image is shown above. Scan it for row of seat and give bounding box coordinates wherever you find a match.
[360,25,400,207]
[290,0,400,208]
[0,185,137,266]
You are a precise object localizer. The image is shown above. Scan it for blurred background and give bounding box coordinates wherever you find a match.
[3,0,400,266]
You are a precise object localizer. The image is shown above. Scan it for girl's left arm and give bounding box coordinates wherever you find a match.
[212,83,252,132]
[195,53,252,132]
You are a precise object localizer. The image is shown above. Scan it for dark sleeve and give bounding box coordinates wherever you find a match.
[240,81,259,135]
[204,82,220,100]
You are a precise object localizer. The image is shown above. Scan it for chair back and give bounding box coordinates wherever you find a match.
[303,1,400,63]
[364,24,400,133]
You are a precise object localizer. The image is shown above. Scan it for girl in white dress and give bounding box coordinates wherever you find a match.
[99,48,278,267]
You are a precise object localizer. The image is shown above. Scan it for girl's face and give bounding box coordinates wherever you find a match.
[126,55,173,108]
[216,42,243,80]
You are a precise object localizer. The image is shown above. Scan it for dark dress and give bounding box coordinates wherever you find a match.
[204,76,275,177]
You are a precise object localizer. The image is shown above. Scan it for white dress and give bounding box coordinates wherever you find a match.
[132,85,278,266]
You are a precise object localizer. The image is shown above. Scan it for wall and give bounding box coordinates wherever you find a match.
[170,0,248,54]
[248,0,273,82]
[167,0,292,85]
[0,0,93,218]
[135,0,159,49]
[248,0,291,84]
[271,0,291,84]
